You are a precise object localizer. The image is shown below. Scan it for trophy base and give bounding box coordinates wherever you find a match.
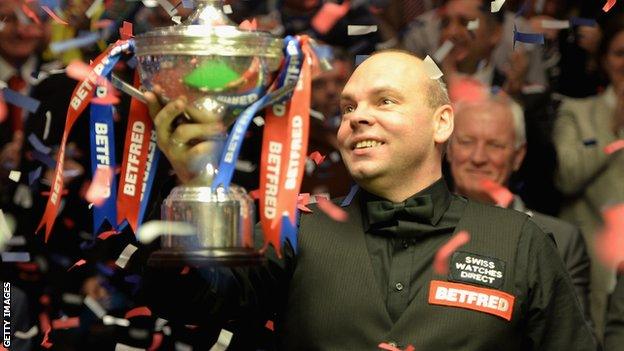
[148,247,265,267]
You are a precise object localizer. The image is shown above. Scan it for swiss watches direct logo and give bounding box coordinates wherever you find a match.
[449,251,505,289]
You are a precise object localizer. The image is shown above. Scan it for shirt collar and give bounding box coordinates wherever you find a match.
[360,178,452,232]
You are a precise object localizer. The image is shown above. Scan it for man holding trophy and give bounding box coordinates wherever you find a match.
[134,1,595,349]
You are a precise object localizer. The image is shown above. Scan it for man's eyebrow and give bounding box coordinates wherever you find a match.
[340,86,405,102]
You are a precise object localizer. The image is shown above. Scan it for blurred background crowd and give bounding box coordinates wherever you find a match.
[0,0,624,349]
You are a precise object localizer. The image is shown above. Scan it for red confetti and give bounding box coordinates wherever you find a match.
[39,294,51,306]
[63,217,75,229]
[180,266,190,275]
[125,306,152,319]
[604,140,624,155]
[449,77,489,104]
[0,93,6,123]
[379,343,402,351]
[68,259,87,271]
[308,151,326,165]
[52,317,80,329]
[148,332,163,351]
[119,21,133,40]
[21,4,41,25]
[239,18,258,30]
[249,189,260,200]
[86,167,113,206]
[41,6,68,25]
[478,179,514,207]
[97,230,120,240]
[265,320,274,331]
[41,189,68,196]
[41,326,52,348]
[39,313,53,348]
[315,195,348,222]
[433,230,471,275]
[311,0,350,35]
[94,19,115,29]
[596,204,624,268]
[603,0,617,12]
[297,193,313,213]
[16,262,39,272]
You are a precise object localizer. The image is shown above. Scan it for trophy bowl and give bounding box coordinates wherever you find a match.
[134,0,284,267]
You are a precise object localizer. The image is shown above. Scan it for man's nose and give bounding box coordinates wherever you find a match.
[348,104,375,129]
[445,19,465,40]
[470,143,489,165]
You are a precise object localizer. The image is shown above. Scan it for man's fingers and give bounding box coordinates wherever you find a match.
[144,91,162,121]
[171,123,225,145]
[154,98,187,142]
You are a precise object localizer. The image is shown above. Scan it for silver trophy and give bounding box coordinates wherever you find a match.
[134,0,284,266]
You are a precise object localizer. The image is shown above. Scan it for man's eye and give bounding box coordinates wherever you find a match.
[342,105,355,114]
[380,98,394,105]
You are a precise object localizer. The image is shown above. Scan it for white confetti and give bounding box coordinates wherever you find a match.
[209,329,233,351]
[423,55,444,80]
[235,160,256,173]
[309,109,325,121]
[155,318,168,331]
[347,25,378,36]
[114,343,144,351]
[0,209,13,250]
[85,0,103,18]
[491,0,505,12]
[252,116,265,126]
[84,296,107,319]
[467,19,479,30]
[136,220,196,244]
[62,293,84,305]
[305,159,315,176]
[115,244,138,269]
[104,315,130,327]
[540,19,570,29]
[14,326,38,339]
[172,15,181,24]
[8,170,21,182]
[433,40,454,63]
[329,151,341,162]
[156,0,178,16]
[175,342,193,351]
[6,236,25,246]
[43,111,52,140]
[223,4,232,14]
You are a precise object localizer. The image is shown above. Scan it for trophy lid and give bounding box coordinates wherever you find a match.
[134,0,283,58]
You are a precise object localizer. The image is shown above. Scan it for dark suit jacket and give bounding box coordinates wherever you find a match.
[605,273,624,350]
[512,196,592,322]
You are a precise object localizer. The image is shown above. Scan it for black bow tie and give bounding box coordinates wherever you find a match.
[366,195,435,228]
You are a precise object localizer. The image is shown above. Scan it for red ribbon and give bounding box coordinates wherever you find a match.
[116,73,154,233]
[36,44,121,241]
[259,36,314,256]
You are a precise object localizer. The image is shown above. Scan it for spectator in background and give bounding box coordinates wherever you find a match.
[446,93,592,326]
[403,0,547,94]
[302,45,353,197]
[0,0,50,208]
[553,14,624,341]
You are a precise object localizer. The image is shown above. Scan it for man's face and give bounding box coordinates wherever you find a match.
[440,0,499,64]
[312,59,351,121]
[0,0,44,66]
[447,103,525,197]
[337,53,440,187]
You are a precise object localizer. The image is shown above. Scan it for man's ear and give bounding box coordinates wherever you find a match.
[512,143,527,171]
[433,104,454,145]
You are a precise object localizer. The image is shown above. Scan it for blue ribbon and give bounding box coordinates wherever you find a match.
[211,36,303,190]
[90,102,118,234]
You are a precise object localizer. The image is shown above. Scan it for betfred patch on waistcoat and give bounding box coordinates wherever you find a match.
[428,280,515,321]
[448,251,505,289]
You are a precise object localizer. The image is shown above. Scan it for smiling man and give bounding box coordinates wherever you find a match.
[447,94,592,326]
[142,50,596,350]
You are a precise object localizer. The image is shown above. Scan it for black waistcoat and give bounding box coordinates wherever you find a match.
[277,195,530,350]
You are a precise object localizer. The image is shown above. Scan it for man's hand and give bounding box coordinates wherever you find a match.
[144,89,226,184]
[502,49,529,96]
